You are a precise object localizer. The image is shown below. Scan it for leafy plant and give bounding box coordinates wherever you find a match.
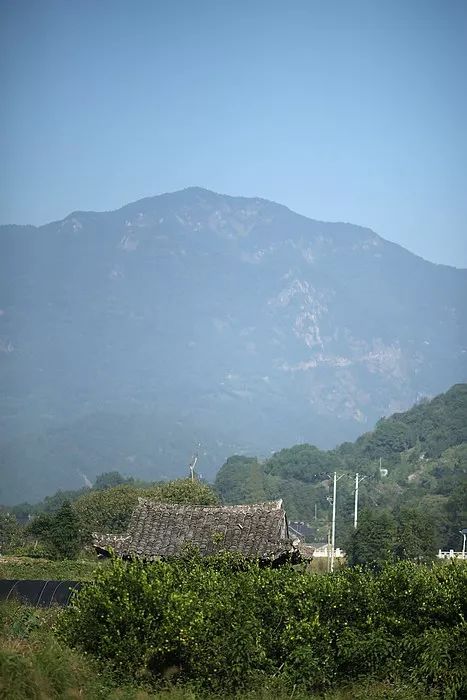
[0,512,23,554]
[72,479,219,535]
[58,557,467,698]
[26,501,84,560]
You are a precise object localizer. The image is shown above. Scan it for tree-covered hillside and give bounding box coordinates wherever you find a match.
[3,385,466,554]
[214,384,467,550]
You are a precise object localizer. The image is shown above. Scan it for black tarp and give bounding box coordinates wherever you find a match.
[0,579,83,606]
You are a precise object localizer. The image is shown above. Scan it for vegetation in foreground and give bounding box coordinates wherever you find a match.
[56,555,466,699]
[1,388,465,697]
[0,600,443,700]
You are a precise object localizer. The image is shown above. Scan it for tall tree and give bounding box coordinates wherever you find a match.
[0,512,23,554]
[345,509,397,568]
[393,507,437,561]
[94,471,131,490]
[27,501,83,559]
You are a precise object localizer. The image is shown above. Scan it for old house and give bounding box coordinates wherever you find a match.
[93,498,312,565]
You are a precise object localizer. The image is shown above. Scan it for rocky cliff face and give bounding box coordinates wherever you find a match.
[1,187,466,502]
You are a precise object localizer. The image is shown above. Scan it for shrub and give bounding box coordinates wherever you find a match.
[0,513,23,554]
[58,558,467,698]
[72,479,219,535]
[26,501,84,560]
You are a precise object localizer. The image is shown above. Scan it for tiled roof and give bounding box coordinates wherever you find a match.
[94,499,298,561]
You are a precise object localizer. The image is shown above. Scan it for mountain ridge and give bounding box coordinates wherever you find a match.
[1,188,466,503]
[3,187,462,270]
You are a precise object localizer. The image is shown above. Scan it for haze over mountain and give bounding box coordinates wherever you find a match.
[1,187,466,503]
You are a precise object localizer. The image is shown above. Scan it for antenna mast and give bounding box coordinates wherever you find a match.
[188,444,200,481]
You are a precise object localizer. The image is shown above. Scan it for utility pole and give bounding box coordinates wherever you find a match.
[354,473,359,529]
[330,471,345,573]
[331,472,337,573]
[460,529,467,560]
[354,473,368,529]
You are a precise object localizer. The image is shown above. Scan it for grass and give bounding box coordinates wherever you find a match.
[0,601,437,700]
[0,556,108,581]
[0,601,146,699]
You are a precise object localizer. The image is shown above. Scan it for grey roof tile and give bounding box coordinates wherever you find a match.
[93,499,302,561]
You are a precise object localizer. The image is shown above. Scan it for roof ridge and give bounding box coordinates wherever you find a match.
[136,498,284,510]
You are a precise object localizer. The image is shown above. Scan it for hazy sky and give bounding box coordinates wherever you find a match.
[1,0,466,266]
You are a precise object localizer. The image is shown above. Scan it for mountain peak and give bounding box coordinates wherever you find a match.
[117,186,275,216]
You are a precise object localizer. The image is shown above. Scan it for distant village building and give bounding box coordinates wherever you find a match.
[93,499,313,566]
[311,543,345,559]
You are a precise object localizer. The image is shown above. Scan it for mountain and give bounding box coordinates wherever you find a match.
[1,187,466,503]
[214,384,467,549]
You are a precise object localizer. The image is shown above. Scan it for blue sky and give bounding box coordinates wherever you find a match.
[1,0,466,266]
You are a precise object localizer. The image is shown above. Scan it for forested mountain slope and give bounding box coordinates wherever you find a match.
[5,386,466,551]
[214,384,467,549]
[1,188,466,503]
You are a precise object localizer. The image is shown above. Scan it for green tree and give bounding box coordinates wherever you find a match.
[158,478,219,505]
[443,480,467,549]
[0,512,23,554]
[215,455,266,504]
[393,507,437,561]
[73,479,219,535]
[27,501,83,559]
[93,471,132,490]
[265,444,342,483]
[346,507,437,567]
[73,484,156,534]
[345,509,397,567]
[59,557,467,698]
[363,420,413,459]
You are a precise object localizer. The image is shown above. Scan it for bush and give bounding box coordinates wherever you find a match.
[58,557,467,697]
[0,513,23,554]
[26,501,84,560]
[0,601,157,699]
[72,479,219,535]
